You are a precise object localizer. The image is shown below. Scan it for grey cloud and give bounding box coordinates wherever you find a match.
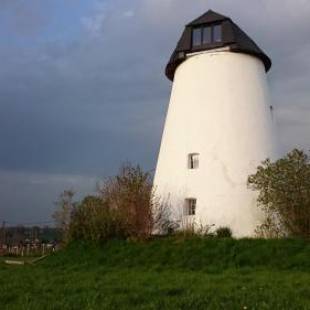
[0,0,309,222]
[0,171,97,224]
[0,0,51,37]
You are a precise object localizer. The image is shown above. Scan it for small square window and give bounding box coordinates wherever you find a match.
[184,199,196,216]
[188,153,199,169]
[192,28,202,47]
[213,24,222,42]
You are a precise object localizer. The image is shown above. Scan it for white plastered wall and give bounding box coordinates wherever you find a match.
[153,51,278,237]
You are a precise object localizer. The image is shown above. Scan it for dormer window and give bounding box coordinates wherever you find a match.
[203,27,212,44]
[192,28,202,47]
[213,25,222,42]
[192,24,222,47]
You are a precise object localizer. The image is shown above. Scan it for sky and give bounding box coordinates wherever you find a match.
[0,0,309,225]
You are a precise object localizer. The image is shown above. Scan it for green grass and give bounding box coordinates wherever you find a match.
[0,237,310,309]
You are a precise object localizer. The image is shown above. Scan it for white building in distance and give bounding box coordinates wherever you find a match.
[153,10,278,237]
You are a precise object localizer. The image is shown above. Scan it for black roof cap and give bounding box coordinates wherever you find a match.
[187,9,228,26]
[166,10,272,81]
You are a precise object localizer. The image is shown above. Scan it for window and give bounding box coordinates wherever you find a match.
[192,24,222,47]
[184,199,196,216]
[202,26,212,44]
[188,153,199,169]
[213,25,222,42]
[192,28,202,47]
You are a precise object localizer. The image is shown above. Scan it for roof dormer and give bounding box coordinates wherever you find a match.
[165,10,272,81]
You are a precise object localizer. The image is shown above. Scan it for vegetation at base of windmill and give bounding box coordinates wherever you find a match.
[1,238,310,309]
[215,226,233,238]
[53,164,173,244]
[173,221,216,239]
[248,149,310,239]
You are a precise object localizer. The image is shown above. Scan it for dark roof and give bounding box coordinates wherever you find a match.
[166,10,272,81]
[187,10,228,26]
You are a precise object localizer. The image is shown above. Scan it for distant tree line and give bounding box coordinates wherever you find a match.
[0,226,60,246]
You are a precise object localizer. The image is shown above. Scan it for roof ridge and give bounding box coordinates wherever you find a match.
[187,9,229,26]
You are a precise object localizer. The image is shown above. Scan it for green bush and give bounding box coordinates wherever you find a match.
[215,227,232,238]
[98,164,154,240]
[55,164,172,244]
[69,196,128,243]
[248,149,310,238]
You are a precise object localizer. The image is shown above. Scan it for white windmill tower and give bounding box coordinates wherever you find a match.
[153,10,278,237]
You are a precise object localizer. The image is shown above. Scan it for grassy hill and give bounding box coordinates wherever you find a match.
[1,237,310,309]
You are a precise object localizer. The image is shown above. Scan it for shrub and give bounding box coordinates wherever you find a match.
[215,227,232,238]
[98,164,161,240]
[248,149,310,238]
[69,196,128,243]
[55,164,172,243]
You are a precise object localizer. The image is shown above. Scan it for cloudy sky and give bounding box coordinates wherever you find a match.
[0,0,309,225]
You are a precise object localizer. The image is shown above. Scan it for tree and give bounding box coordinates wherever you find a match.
[52,190,76,243]
[248,149,310,238]
[98,164,157,240]
[69,195,127,242]
[54,164,173,244]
